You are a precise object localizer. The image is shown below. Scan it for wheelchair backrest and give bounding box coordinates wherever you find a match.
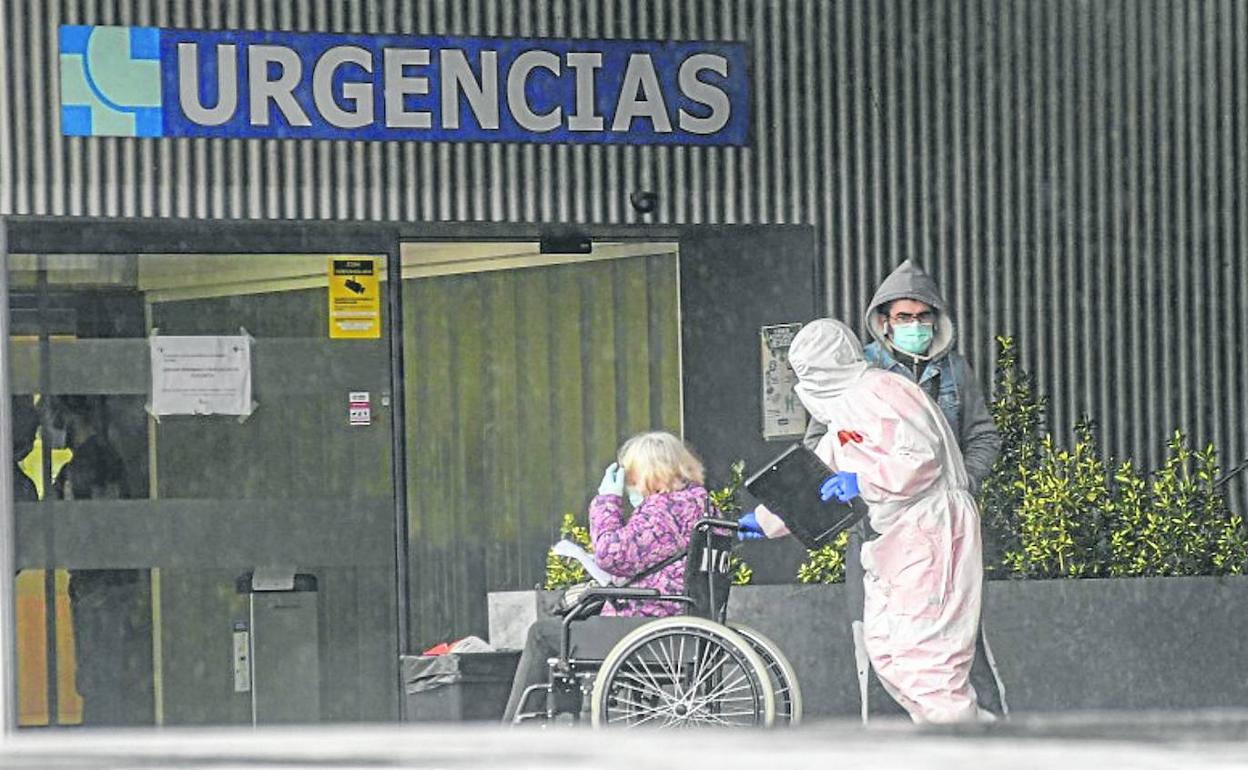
[684,522,735,622]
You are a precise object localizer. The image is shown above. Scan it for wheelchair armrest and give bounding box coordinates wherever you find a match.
[554,587,662,620]
[581,586,660,601]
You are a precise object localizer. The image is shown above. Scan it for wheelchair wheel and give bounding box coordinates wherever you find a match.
[729,623,803,726]
[590,616,775,728]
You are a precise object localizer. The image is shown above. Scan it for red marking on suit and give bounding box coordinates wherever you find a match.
[837,429,864,446]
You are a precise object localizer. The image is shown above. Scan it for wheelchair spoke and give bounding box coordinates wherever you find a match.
[616,668,673,703]
[650,638,684,699]
[623,655,671,701]
[609,706,668,728]
[642,638,682,693]
[684,646,730,695]
[676,635,688,693]
[608,694,672,715]
[691,670,751,709]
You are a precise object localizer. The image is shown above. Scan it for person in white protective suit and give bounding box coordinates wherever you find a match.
[742,318,985,723]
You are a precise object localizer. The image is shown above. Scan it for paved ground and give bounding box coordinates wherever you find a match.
[0,711,1246,769]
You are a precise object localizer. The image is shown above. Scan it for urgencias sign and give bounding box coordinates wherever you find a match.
[59,25,749,146]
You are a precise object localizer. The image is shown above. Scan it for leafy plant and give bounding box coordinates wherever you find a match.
[980,336,1248,580]
[978,335,1047,576]
[1104,432,1248,577]
[796,531,850,584]
[709,460,748,516]
[1003,419,1113,578]
[709,459,754,586]
[730,555,754,585]
[543,512,592,590]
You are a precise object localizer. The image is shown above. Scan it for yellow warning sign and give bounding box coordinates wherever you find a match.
[328,257,381,339]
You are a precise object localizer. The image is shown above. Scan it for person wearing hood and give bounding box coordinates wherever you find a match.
[803,260,1007,719]
[804,260,1000,492]
[742,319,984,723]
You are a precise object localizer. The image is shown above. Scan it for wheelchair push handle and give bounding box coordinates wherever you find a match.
[694,517,742,533]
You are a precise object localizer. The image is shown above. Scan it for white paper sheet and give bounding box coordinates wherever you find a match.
[150,334,253,417]
[550,540,618,586]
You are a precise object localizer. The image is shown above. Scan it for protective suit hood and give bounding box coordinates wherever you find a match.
[864,260,956,361]
[788,318,871,426]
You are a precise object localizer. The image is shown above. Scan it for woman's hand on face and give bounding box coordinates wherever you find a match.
[598,462,626,497]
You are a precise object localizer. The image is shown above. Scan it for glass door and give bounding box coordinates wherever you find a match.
[6,241,399,727]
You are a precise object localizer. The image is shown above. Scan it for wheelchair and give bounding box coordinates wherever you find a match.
[513,518,802,728]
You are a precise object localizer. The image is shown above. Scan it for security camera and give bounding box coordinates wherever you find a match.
[629,191,658,215]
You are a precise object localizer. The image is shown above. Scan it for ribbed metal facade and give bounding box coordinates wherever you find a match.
[2,0,1246,510]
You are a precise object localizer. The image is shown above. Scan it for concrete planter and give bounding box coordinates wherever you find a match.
[486,590,563,651]
[488,575,1248,718]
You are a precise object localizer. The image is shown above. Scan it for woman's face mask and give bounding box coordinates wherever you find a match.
[891,322,935,356]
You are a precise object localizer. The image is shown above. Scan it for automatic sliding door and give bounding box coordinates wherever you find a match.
[8,251,398,726]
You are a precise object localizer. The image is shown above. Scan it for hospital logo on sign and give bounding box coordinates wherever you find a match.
[60,26,163,138]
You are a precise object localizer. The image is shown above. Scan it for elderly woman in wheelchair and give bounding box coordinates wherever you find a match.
[502,432,800,728]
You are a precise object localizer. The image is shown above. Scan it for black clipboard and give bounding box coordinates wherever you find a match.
[744,444,868,549]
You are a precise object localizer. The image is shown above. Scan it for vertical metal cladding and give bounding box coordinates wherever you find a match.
[2,0,1246,511]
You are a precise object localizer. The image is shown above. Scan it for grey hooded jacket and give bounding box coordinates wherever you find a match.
[804,260,1002,493]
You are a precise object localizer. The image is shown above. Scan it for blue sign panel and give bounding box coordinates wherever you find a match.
[59,25,749,146]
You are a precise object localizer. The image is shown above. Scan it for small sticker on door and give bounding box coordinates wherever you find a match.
[348,391,371,427]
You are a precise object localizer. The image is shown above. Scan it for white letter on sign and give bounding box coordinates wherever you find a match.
[440,49,500,130]
[678,54,730,135]
[611,53,672,133]
[178,42,238,126]
[566,52,603,132]
[383,48,433,129]
[507,50,562,132]
[313,46,373,129]
[248,45,311,127]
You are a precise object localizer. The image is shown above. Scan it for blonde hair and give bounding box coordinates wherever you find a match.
[617,431,705,496]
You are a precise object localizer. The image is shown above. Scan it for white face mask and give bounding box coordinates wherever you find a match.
[627,487,645,508]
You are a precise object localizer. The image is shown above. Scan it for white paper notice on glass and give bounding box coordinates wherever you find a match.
[149,334,254,417]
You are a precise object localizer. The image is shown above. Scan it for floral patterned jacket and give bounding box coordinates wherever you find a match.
[589,485,712,617]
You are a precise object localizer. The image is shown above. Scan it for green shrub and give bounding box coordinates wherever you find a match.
[730,555,754,585]
[544,512,592,590]
[1104,432,1248,577]
[1003,419,1113,579]
[709,460,753,586]
[981,336,1248,579]
[796,531,850,584]
[978,335,1046,576]
[708,460,747,517]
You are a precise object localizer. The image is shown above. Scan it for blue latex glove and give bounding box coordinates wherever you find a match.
[819,471,861,503]
[737,509,765,540]
[597,462,625,497]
